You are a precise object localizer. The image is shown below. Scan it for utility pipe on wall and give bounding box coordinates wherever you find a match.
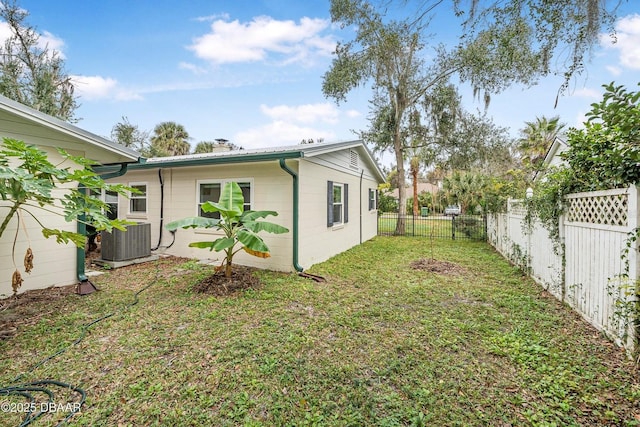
[279,158,303,272]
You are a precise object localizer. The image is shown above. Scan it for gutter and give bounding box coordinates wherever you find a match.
[279,158,303,272]
[76,163,130,294]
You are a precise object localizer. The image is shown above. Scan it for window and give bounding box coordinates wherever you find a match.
[199,182,221,219]
[129,183,147,214]
[90,189,119,219]
[104,190,119,220]
[238,182,252,213]
[333,183,343,224]
[368,189,376,211]
[327,181,348,227]
[198,180,252,219]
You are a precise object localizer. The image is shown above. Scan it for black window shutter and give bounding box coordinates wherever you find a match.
[327,181,333,227]
[344,183,349,223]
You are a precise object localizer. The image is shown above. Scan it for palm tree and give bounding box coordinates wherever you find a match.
[442,171,487,214]
[518,115,566,172]
[150,122,191,156]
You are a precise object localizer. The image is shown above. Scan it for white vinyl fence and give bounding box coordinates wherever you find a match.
[487,186,639,353]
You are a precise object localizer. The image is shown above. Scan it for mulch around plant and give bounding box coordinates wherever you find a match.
[192,265,263,296]
[410,258,467,275]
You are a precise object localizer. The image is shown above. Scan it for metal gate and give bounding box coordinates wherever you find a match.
[377,213,487,240]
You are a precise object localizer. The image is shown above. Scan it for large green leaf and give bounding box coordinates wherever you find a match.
[211,237,236,251]
[242,220,289,234]
[166,216,220,231]
[236,229,270,253]
[218,181,244,216]
[241,210,278,221]
[188,237,235,252]
[201,201,240,221]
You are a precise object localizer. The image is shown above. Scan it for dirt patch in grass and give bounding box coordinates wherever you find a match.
[192,265,262,296]
[0,256,192,340]
[410,257,467,275]
[0,284,77,340]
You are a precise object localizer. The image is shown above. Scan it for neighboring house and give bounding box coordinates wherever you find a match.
[389,182,440,200]
[101,140,385,272]
[0,95,141,297]
[533,137,569,181]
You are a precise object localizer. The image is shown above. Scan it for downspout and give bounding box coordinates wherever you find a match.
[279,158,303,272]
[76,163,130,291]
[151,168,164,251]
[359,169,364,244]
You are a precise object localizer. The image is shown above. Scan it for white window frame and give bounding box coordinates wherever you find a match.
[89,188,119,219]
[332,183,344,226]
[196,178,253,218]
[128,182,147,216]
[368,188,377,211]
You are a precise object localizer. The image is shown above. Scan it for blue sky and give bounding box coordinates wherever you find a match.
[6,1,640,159]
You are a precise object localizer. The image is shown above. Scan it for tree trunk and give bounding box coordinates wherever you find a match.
[0,203,19,240]
[224,248,233,278]
[394,137,406,235]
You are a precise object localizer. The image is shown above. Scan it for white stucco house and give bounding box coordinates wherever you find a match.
[101,140,385,272]
[0,94,386,297]
[0,94,141,297]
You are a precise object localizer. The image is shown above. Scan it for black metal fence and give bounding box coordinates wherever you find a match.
[377,213,487,240]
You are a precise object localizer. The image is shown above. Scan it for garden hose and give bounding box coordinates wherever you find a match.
[0,263,161,426]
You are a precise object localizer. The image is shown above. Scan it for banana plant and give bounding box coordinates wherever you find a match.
[165,181,289,278]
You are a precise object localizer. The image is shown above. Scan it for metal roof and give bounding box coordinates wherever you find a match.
[0,94,141,162]
[128,139,386,182]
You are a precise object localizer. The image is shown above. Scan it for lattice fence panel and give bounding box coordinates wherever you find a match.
[566,193,628,226]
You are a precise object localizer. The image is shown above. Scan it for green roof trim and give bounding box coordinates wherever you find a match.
[93,140,385,184]
[125,150,303,169]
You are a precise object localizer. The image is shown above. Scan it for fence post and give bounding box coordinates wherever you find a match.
[483,214,488,241]
[626,185,639,352]
[412,214,415,237]
[452,215,456,240]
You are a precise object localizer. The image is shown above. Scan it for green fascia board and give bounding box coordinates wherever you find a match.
[124,151,303,170]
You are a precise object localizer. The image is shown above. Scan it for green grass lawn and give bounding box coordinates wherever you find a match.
[1,237,638,426]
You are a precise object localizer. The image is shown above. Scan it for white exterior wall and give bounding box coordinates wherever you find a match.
[108,162,295,271]
[107,146,383,273]
[297,149,379,268]
[0,146,79,297]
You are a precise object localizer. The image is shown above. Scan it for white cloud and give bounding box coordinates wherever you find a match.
[0,22,12,42]
[571,87,601,99]
[179,61,207,75]
[260,102,339,124]
[194,13,230,22]
[71,75,142,101]
[0,23,66,58]
[345,109,361,118]
[188,16,334,65]
[39,30,65,58]
[605,65,622,76]
[573,111,588,129]
[234,120,336,149]
[602,14,640,70]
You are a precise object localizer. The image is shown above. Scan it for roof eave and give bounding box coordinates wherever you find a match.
[0,95,140,162]
[127,150,303,169]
